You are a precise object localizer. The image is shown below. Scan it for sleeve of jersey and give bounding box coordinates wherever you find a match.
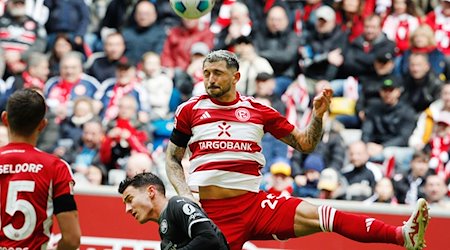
[52,159,76,199]
[170,198,211,239]
[261,104,295,139]
[173,102,193,136]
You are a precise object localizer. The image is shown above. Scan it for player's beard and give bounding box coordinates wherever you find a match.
[207,83,231,99]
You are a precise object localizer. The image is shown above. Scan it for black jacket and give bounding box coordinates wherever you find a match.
[401,71,444,114]
[301,26,347,80]
[361,101,417,147]
[340,33,396,79]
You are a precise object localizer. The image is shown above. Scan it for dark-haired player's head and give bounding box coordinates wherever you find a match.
[203,50,239,72]
[2,89,46,136]
[118,172,166,196]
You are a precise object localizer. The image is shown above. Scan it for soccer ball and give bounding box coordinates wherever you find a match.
[170,0,215,19]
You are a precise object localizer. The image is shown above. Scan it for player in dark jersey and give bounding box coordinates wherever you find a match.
[118,172,229,250]
[0,89,81,249]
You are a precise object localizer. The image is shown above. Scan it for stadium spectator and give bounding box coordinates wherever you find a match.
[44,0,90,51]
[186,41,209,86]
[409,83,450,151]
[85,32,126,83]
[394,24,449,79]
[213,1,253,51]
[70,119,105,172]
[118,172,229,249]
[48,33,85,77]
[139,52,173,120]
[252,72,288,173]
[0,89,81,249]
[393,150,434,204]
[161,18,214,72]
[382,0,421,55]
[400,52,444,114]
[334,54,397,130]
[100,95,151,171]
[44,51,101,117]
[125,152,153,178]
[262,159,294,197]
[339,14,396,80]
[243,0,291,31]
[412,0,439,16]
[98,56,149,123]
[333,0,374,42]
[364,177,398,204]
[122,0,166,65]
[0,0,46,78]
[424,111,450,180]
[298,5,346,91]
[99,0,139,35]
[425,0,450,56]
[293,153,324,198]
[361,78,416,172]
[317,167,349,199]
[54,97,97,159]
[233,36,273,96]
[253,5,299,95]
[293,0,326,38]
[342,140,380,201]
[423,174,450,208]
[1,52,49,112]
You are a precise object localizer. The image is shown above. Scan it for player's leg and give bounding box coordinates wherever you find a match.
[293,198,430,250]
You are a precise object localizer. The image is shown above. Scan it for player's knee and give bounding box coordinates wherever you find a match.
[295,200,319,220]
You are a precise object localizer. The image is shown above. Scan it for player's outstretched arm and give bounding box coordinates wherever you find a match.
[165,141,196,201]
[55,210,81,250]
[280,87,333,153]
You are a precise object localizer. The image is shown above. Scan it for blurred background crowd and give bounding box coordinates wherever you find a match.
[0,0,449,209]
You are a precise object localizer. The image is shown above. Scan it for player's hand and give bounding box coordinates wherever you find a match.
[312,87,333,118]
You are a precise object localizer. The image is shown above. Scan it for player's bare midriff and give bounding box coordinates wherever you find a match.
[199,185,249,199]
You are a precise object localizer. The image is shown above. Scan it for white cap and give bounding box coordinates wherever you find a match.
[316,5,336,22]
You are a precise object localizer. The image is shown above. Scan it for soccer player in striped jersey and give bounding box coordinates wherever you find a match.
[165,50,430,250]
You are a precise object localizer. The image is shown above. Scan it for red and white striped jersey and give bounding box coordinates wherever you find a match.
[0,142,75,249]
[174,93,294,192]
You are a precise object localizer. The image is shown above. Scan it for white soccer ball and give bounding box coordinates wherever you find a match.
[170,0,215,19]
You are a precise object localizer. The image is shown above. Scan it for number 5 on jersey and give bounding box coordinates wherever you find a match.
[1,181,37,241]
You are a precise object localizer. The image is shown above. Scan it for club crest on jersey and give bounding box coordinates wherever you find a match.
[160,219,168,234]
[182,204,196,215]
[235,108,250,121]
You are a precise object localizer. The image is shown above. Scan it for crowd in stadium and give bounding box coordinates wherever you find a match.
[0,0,449,209]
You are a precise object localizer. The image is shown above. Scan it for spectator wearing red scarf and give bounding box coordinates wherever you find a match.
[100,95,151,171]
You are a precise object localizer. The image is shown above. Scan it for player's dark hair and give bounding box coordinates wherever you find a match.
[6,89,46,136]
[118,172,166,196]
[203,50,239,71]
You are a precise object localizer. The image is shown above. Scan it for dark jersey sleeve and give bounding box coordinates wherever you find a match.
[168,197,211,238]
[166,196,228,250]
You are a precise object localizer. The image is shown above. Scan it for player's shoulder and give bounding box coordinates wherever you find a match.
[32,147,71,168]
[168,196,195,206]
[174,95,206,115]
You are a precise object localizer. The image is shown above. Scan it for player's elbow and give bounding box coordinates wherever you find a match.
[60,232,81,249]
[203,234,222,248]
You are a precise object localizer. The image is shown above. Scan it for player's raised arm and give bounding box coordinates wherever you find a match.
[165,140,196,201]
[279,87,333,153]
